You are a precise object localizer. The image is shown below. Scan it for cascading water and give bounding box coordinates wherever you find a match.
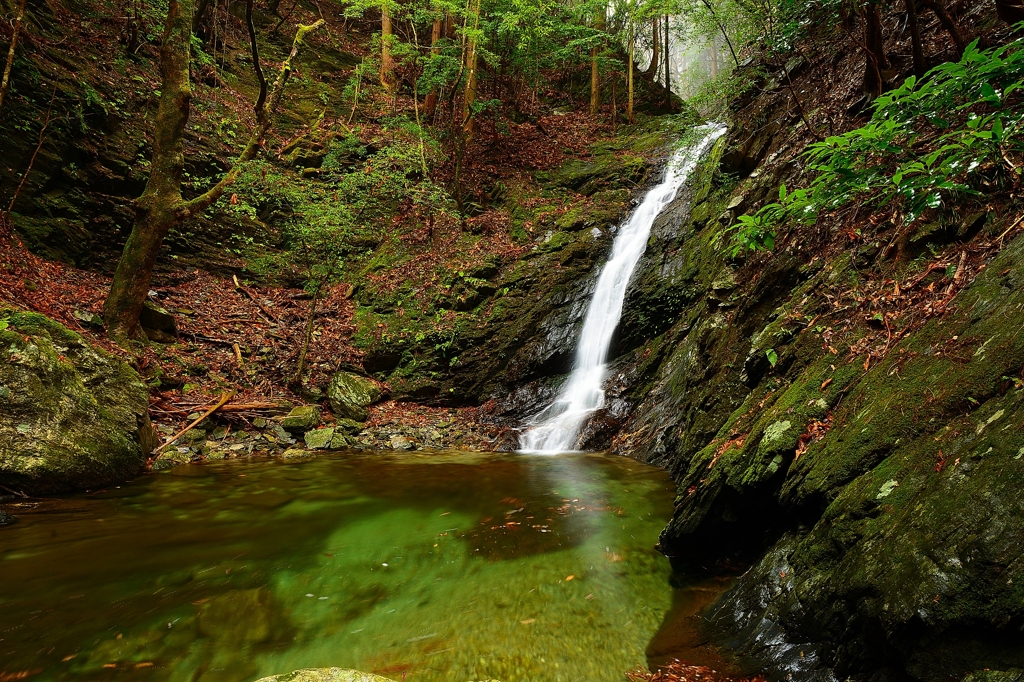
[519,124,727,454]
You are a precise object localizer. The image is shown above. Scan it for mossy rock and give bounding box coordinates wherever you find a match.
[282,405,321,433]
[0,311,158,494]
[327,372,382,421]
[254,668,394,682]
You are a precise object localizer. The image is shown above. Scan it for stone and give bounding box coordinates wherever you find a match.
[72,309,104,329]
[272,423,295,444]
[329,432,354,449]
[0,311,159,494]
[139,300,177,335]
[282,406,321,433]
[335,418,365,435]
[281,447,314,459]
[304,427,335,450]
[389,435,415,450]
[327,372,382,421]
[152,449,193,471]
[0,509,16,526]
[255,668,395,682]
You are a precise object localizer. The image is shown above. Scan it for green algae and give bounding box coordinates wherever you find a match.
[0,451,678,682]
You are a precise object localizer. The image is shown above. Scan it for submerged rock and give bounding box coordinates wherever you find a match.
[255,668,395,682]
[0,311,158,494]
[327,372,382,421]
[0,509,16,526]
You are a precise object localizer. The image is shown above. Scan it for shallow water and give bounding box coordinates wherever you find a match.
[0,451,680,682]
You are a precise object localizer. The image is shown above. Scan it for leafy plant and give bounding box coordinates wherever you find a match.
[732,32,1024,254]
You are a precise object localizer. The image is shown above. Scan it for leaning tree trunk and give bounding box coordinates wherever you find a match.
[104,0,322,341]
[0,0,28,114]
[104,0,192,341]
[922,0,967,56]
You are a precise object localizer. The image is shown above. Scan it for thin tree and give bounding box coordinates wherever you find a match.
[0,0,28,114]
[103,0,323,340]
[461,0,482,138]
[590,5,605,115]
[380,0,396,94]
[904,0,926,78]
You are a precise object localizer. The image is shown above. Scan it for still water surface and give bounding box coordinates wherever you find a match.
[1,451,678,682]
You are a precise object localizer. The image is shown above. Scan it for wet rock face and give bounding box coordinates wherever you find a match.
[618,216,1024,679]
[0,311,158,494]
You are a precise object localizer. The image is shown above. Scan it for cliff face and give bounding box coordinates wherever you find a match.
[600,3,1024,679]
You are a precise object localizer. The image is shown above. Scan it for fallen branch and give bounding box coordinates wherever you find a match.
[233,274,279,322]
[153,390,235,455]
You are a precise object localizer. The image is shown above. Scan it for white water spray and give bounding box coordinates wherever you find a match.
[519,124,726,454]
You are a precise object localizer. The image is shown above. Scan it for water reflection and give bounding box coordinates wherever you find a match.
[1,451,676,682]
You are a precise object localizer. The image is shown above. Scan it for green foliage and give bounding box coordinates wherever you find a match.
[730,33,1024,254]
[220,121,451,292]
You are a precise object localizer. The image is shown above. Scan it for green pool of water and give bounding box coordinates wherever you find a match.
[0,451,679,682]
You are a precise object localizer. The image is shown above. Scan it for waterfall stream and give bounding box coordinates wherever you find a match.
[519,124,727,454]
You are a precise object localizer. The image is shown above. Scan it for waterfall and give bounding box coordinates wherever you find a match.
[519,124,727,454]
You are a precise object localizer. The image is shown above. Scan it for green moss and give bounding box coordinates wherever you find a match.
[0,310,158,494]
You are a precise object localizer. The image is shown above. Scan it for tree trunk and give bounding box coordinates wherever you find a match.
[104,5,322,341]
[0,0,28,114]
[424,16,443,120]
[462,0,481,138]
[626,31,635,124]
[589,6,604,115]
[996,0,1024,25]
[380,0,395,94]
[904,0,926,78]
[642,18,659,80]
[104,0,192,342]
[664,14,671,105]
[862,2,888,99]
[923,0,967,56]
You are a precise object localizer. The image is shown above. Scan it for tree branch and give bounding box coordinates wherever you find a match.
[183,19,324,216]
[245,0,268,121]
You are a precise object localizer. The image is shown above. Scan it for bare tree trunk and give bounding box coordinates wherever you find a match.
[589,6,604,115]
[424,15,443,120]
[0,0,28,114]
[664,14,671,106]
[922,0,967,56]
[996,0,1024,25]
[462,0,481,138]
[104,2,322,340]
[626,31,634,124]
[862,2,888,99]
[904,0,926,78]
[642,17,659,80]
[380,0,395,95]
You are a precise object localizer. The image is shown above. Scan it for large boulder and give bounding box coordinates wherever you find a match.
[255,669,394,682]
[327,372,382,421]
[0,311,158,494]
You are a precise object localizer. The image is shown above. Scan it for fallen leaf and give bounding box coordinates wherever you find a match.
[565,575,574,581]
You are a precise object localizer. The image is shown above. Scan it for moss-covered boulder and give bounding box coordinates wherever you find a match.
[255,669,395,682]
[282,405,321,433]
[0,311,158,494]
[327,372,382,421]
